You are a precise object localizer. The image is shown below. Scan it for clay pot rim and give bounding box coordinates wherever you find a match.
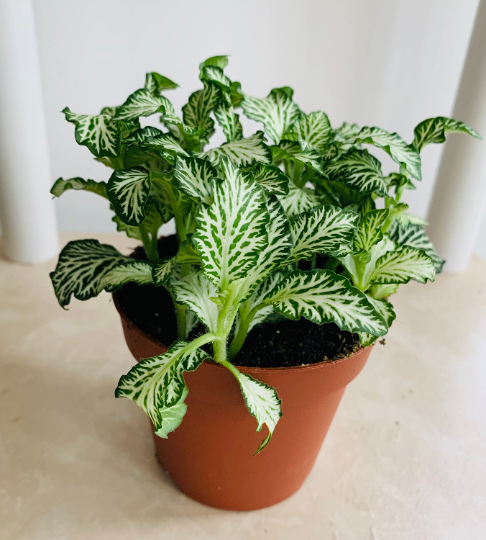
[113,292,372,374]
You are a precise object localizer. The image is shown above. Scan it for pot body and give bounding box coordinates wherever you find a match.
[116,302,372,511]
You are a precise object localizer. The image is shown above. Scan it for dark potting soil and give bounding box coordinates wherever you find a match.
[112,235,361,368]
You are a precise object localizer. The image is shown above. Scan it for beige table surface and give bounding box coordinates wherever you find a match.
[1,233,485,540]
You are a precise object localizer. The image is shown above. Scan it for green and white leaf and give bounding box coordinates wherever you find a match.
[289,205,359,262]
[272,141,325,175]
[368,283,399,300]
[357,296,396,347]
[244,164,289,196]
[233,372,282,454]
[63,107,121,158]
[323,149,387,194]
[124,126,163,145]
[263,269,388,336]
[182,81,221,139]
[50,240,131,308]
[277,182,320,217]
[115,340,211,430]
[353,209,389,253]
[154,387,188,439]
[354,126,422,181]
[200,65,231,92]
[141,133,189,158]
[199,55,229,75]
[389,222,444,272]
[412,116,481,152]
[172,270,219,332]
[152,257,177,286]
[285,111,332,153]
[114,89,173,121]
[203,131,271,168]
[173,155,217,204]
[144,72,178,94]
[214,102,243,142]
[107,167,151,226]
[371,246,435,284]
[334,122,361,145]
[241,89,300,144]
[193,157,269,288]
[99,260,154,291]
[50,177,107,199]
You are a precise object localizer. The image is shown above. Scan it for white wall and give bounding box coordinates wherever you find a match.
[32,0,486,259]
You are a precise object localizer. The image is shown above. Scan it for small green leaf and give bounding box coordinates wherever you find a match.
[107,167,151,226]
[114,89,173,121]
[285,111,332,153]
[323,149,387,194]
[154,388,188,439]
[289,205,359,262]
[214,102,243,142]
[63,107,121,158]
[371,246,436,284]
[193,157,269,288]
[277,182,320,217]
[183,81,221,140]
[115,340,211,432]
[50,177,107,199]
[412,116,481,152]
[199,55,229,75]
[243,163,290,196]
[263,269,388,336]
[241,89,301,144]
[368,283,399,300]
[173,155,217,204]
[152,257,177,286]
[144,72,178,94]
[353,209,389,253]
[203,131,271,168]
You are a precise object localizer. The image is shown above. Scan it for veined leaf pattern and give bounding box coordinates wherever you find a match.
[277,182,320,217]
[358,296,396,346]
[152,257,177,286]
[287,111,332,153]
[154,388,188,439]
[50,177,107,199]
[272,141,325,175]
[144,72,178,94]
[371,246,435,284]
[353,209,389,253]
[412,116,480,152]
[214,103,243,142]
[182,81,221,140]
[107,167,151,226]
[114,89,173,121]
[173,155,217,204]
[203,131,271,167]
[244,164,290,196]
[99,260,154,291]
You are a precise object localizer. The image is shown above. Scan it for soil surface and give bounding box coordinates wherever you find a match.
[113,235,361,368]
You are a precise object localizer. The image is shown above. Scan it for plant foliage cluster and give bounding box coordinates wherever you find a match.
[51,56,480,452]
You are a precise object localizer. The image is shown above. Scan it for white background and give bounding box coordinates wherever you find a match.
[31,0,486,260]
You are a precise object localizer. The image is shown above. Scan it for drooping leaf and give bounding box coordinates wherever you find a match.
[233,372,282,454]
[354,126,422,181]
[277,182,320,217]
[323,149,387,194]
[389,222,444,272]
[371,246,436,284]
[154,387,188,439]
[214,102,243,142]
[99,260,154,291]
[241,89,301,144]
[152,257,177,286]
[412,116,481,152]
[107,167,151,226]
[115,340,211,432]
[203,131,271,167]
[263,269,388,336]
[353,209,389,253]
[172,155,217,204]
[193,157,269,288]
[244,164,289,196]
[172,271,219,332]
[285,111,332,153]
[182,81,221,140]
[358,296,396,346]
[63,107,121,158]
[144,72,178,94]
[289,205,359,262]
[50,240,142,308]
[114,89,174,121]
[50,177,107,199]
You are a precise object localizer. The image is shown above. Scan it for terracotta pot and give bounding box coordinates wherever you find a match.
[114,296,372,511]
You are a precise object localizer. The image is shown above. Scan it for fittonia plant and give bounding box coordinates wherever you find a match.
[50,56,480,453]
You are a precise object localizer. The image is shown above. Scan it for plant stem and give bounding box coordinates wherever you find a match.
[139,225,159,264]
[227,304,264,361]
[174,262,191,340]
[310,256,317,270]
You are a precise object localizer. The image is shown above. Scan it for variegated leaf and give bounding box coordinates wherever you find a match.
[354,127,422,181]
[203,131,271,168]
[124,126,163,145]
[323,149,387,194]
[263,269,388,336]
[154,387,188,439]
[289,205,359,262]
[173,155,217,204]
[193,157,269,288]
[272,141,325,175]
[107,167,151,226]
[50,240,133,308]
[114,89,173,121]
[334,122,361,144]
[99,260,154,291]
[115,340,211,431]
[241,89,301,144]
[277,182,320,217]
[144,72,178,94]
[286,111,332,153]
[50,177,107,199]
[63,107,121,158]
[412,116,481,152]
[182,81,221,140]
[389,222,444,272]
[199,55,229,75]
[354,209,389,253]
[152,257,177,286]
[234,372,282,454]
[141,133,189,159]
[214,102,243,142]
[244,164,289,196]
[172,271,219,332]
[358,296,396,346]
[371,246,435,284]
[200,65,231,91]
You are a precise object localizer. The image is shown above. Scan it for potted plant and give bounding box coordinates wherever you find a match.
[50,55,480,510]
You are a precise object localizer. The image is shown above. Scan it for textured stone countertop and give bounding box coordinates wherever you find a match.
[1,233,485,540]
